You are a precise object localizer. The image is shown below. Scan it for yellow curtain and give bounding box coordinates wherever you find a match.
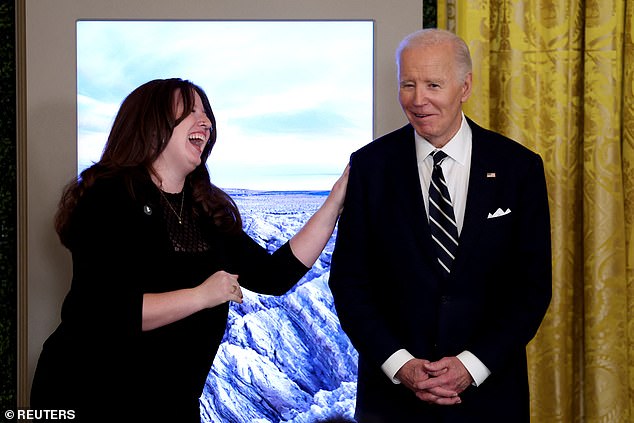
[439,1,634,422]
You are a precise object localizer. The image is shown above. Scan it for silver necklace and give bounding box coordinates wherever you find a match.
[159,187,185,225]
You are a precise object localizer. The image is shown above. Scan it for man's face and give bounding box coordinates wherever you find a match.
[398,42,472,147]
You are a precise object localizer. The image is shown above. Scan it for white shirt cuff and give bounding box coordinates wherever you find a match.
[381,349,415,384]
[456,350,491,386]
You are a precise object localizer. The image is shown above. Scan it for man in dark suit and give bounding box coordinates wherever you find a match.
[329,28,552,422]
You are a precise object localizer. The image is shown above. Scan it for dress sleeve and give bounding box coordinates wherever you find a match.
[225,230,309,296]
[61,179,146,341]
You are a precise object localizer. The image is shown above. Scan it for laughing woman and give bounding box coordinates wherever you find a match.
[30,78,348,422]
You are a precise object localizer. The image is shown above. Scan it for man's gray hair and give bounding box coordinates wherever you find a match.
[396,28,473,82]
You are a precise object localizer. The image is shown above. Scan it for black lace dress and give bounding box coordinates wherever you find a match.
[31,175,308,422]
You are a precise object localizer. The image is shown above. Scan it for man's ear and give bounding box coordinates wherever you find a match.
[461,72,473,103]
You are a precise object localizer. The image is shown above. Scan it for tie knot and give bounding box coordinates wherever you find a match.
[431,150,448,166]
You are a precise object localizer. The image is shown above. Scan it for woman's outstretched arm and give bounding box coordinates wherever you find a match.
[289,164,349,267]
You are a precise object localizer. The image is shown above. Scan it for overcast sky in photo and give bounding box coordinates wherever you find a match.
[77,20,373,190]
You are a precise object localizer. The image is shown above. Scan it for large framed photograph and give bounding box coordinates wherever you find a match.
[77,20,371,422]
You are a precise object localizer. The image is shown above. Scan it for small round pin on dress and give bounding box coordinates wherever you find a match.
[143,205,152,215]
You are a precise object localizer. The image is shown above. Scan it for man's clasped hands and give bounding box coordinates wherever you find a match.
[396,357,473,405]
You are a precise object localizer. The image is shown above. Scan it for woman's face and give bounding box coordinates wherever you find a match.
[160,91,212,176]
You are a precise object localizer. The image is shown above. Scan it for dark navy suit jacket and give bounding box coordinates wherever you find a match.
[329,118,552,422]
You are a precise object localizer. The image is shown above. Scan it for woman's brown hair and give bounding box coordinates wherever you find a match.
[55,78,242,246]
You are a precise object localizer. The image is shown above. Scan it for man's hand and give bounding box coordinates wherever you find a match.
[396,358,462,405]
[395,358,432,392]
[414,356,472,404]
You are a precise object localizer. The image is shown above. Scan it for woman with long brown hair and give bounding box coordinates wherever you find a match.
[31,78,348,422]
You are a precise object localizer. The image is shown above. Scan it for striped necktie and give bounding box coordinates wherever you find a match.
[428,150,459,276]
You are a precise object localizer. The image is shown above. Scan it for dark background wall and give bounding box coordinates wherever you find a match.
[1,0,17,413]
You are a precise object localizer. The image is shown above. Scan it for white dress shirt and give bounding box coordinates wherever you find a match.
[380,114,491,387]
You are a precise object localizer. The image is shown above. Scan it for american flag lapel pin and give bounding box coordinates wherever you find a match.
[486,172,496,178]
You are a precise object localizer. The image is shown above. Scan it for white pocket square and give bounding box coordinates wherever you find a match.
[487,208,511,219]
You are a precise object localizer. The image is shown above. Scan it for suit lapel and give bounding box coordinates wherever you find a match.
[389,122,499,279]
[451,121,497,277]
[390,125,443,272]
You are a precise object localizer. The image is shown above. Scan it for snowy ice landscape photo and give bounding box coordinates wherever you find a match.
[75,20,373,422]
[201,190,358,423]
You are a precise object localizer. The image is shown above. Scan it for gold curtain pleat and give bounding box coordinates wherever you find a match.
[623,3,634,420]
[441,1,634,421]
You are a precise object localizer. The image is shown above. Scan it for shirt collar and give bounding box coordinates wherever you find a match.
[414,113,471,166]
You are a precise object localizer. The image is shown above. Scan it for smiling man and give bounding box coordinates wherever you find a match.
[329,29,552,422]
